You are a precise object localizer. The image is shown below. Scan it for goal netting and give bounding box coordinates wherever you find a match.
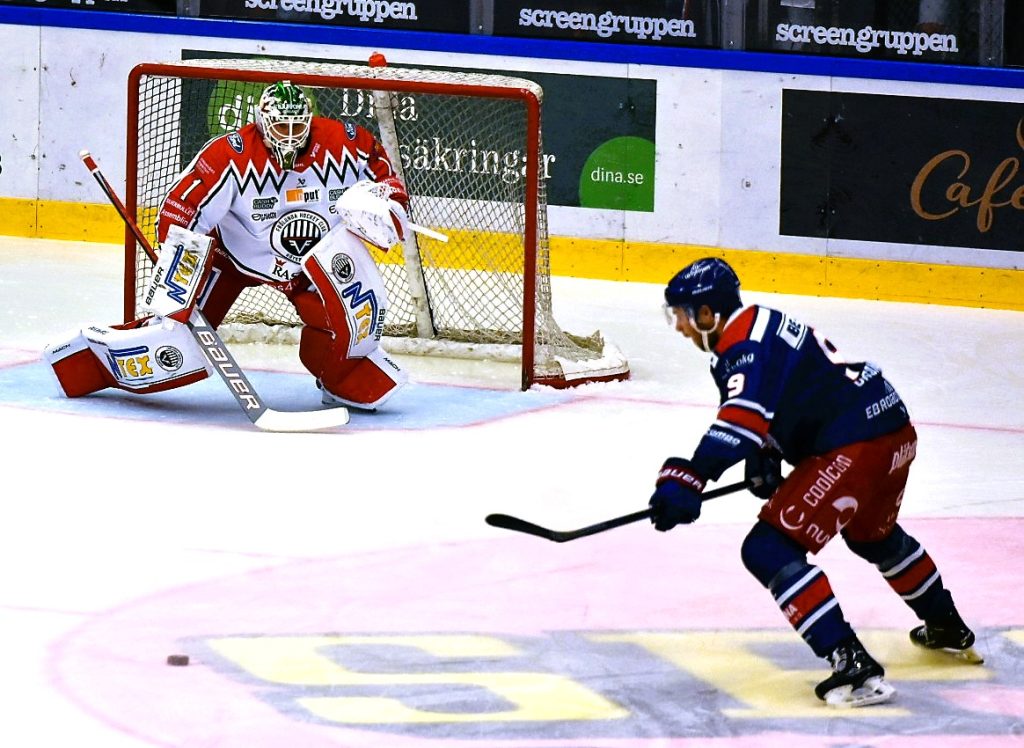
[125,57,630,389]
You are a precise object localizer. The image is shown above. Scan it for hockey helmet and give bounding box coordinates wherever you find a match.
[255,81,313,169]
[664,257,742,318]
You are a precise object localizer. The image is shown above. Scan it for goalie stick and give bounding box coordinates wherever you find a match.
[485,479,753,543]
[79,149,349,432]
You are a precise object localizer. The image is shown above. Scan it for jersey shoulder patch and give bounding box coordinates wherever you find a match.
[714,306,772,354]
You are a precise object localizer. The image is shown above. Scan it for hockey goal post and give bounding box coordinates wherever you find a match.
[124,58,630,389]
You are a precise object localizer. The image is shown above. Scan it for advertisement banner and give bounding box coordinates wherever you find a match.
[182,50,657,212]
[0,0,175,11]
[493,1,717,48]
[780,89,1024,252]
[746,1,978,65]
[197,0,470,32]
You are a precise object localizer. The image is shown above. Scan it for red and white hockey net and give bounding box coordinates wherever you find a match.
[125,58,629,389]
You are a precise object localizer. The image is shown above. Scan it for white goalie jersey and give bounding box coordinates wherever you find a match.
[157,118,402,286]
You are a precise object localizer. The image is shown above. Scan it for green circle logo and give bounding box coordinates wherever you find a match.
[579,136,655,212]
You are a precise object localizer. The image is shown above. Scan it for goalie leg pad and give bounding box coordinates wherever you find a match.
[297,322,406,409]
[44,317,212,397]
[44,334,118,397]
[293,229,404,407]
[321,347,407,410]
[301,228,388,360]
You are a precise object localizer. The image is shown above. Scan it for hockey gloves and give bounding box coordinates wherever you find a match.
[378,175,409,209]
[745,448,784,499]
[649,457,705,531]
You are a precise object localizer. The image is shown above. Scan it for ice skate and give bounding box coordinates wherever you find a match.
[910,610,984,664]
[320,386,376,412]
[317,380,378,412]
[815,638,895,708]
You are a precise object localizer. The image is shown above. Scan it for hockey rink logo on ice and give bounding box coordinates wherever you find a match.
[195,628,1011,737]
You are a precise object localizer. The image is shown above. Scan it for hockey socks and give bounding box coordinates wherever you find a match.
[769,562,854,659]
[847,525,962,622]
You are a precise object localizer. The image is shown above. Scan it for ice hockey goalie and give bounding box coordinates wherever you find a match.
[45,80,412,410]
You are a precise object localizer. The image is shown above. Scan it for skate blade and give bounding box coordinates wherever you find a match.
[914,641,985,664]
[951,646,985,665]
[824,676,896,708]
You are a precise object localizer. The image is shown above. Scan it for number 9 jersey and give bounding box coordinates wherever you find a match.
[691,305,910,481]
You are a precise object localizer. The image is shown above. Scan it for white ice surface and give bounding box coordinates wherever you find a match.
[1,236,1022,746]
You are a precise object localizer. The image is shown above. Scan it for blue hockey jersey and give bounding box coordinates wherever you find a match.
[690,305,910,480]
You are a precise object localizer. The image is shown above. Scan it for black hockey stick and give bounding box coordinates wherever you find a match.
[485,479,754,543]
[79,150,349,432]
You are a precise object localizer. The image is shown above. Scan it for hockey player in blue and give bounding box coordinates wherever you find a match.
[649,257,982,707]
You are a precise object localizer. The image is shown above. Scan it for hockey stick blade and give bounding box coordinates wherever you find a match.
[485,479,753,543]
[79,149,349,432]
[486,509,650,543]
[254,406,349,432]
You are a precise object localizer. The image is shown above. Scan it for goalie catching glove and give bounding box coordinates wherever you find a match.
[336,178,409,251]
[649,457,706,531]
[377,175,408,209]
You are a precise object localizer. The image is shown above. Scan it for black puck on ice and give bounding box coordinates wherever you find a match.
[166,654,190,666]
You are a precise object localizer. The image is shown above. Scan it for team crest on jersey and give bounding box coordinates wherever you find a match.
[154,346,184,372]
[345,122,356,140]
[270,211,329,263]
[227,133,244,153]
[331,253,355,284]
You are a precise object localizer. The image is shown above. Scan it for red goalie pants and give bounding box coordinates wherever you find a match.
[758,423,918,554]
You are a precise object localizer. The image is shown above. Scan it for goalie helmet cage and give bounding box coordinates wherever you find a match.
[124,59,630,390]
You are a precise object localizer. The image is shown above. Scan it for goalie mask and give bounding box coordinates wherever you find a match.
[256,81,313,170]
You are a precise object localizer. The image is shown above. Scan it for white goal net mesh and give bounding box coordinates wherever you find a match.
[128,58,629,388]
